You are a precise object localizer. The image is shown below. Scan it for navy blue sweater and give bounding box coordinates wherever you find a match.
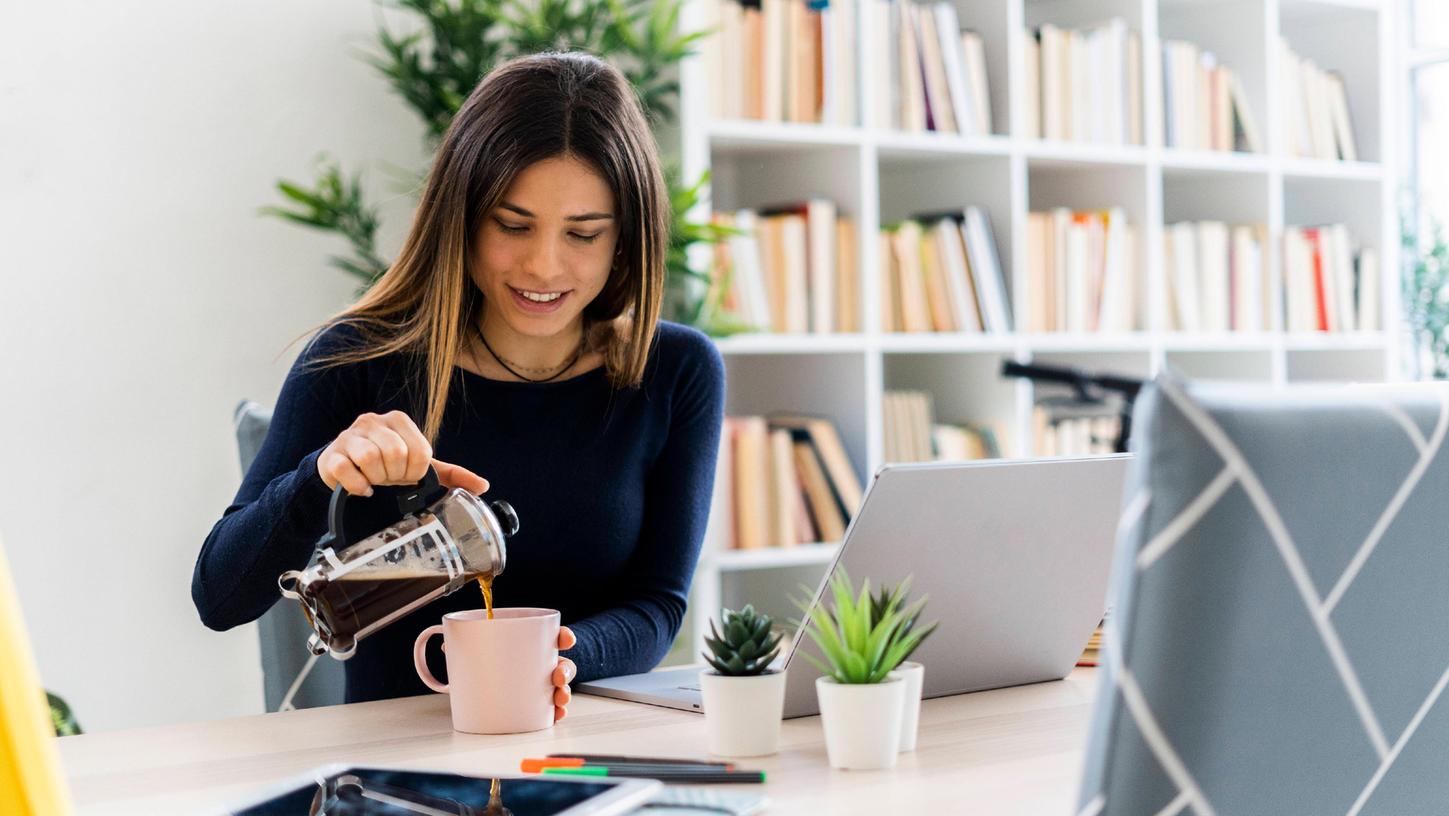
[192,321,725,703]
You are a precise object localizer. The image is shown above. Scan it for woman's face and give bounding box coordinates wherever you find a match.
[470,155,620,339]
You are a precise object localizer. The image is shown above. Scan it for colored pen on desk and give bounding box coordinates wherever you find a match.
[542,766,766,784]
[525,757,732,773]
[534,763,742,775]
[541,759,736,771]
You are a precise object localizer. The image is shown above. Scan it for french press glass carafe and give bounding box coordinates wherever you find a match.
[278,467,518,659]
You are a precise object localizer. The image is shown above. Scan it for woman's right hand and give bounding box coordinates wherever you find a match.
[317,410,490,497]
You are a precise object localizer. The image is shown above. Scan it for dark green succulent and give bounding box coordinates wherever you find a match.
[48,691,82,737]
[702,605,782,676]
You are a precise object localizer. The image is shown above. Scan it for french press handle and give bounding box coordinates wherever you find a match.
[320,466,444,552]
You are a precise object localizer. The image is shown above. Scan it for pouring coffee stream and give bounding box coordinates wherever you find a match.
[278,465,518,661]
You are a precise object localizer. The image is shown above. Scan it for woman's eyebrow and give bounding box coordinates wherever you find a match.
[499,201,614,222]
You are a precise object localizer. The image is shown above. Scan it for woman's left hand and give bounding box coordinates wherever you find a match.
[552,627,577,722]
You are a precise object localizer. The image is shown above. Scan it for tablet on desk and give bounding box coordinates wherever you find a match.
[218,765,659,816]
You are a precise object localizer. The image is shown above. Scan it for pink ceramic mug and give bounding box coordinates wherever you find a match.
[413,607,560,734]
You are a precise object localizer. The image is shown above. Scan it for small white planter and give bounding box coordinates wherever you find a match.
[891,661,924,752]
[699,669,787,757]
[815,675,906,770]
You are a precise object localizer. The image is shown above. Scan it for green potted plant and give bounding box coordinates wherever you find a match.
[699,604,786,757]
[871,579,937,753]
[794,569,937,770]
[1403,213,1449,379]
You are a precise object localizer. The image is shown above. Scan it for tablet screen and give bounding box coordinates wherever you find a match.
[233,767,620,815]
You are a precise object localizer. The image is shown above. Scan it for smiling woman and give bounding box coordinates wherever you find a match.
[466,156,623,384]
[190,52,725,711]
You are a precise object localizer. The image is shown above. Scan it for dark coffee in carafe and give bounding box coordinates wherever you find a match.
[302,568,488,649]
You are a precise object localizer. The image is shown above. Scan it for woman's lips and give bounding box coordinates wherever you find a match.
[509,286,570,314]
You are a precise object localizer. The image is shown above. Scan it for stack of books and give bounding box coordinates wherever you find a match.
[863,0,994,135]
[709,202,859,334]
[1032,407,1122,457]
[699,0,858,126]
[1078,625,1104,667]
[1161,40,1263,153]
[883,390,1004,463]
[1022,18,1142,144]
[1282,225,1379,333]
[880,207,1010,334]
[1280,39,1358,161]
[1162,222,1269,333]
[1024,208,1141,334]
[714,415,864,550]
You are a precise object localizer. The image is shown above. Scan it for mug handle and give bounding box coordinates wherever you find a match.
[413,625,448,694]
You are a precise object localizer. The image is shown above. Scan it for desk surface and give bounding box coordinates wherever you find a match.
[59,669,1098,815]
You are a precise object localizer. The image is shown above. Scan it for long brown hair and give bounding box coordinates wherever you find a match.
[304,51,668,443]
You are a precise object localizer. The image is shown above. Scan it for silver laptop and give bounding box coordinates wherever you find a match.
[577,454,1131,718]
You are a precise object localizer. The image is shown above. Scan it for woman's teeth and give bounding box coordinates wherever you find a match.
[517,289,563,302]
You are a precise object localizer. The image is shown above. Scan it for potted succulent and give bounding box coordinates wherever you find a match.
[795,569,936,770]
[872,579,937,753]
[698,604,786,757]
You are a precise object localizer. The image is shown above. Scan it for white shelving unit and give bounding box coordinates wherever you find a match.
[667,0,1400,660]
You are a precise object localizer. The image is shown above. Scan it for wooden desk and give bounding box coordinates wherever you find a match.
[59,669,1098,814]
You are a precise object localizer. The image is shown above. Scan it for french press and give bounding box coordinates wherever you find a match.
[278,467,518,660]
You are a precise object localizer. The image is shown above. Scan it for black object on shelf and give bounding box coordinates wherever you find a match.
[1000,361,1145,453]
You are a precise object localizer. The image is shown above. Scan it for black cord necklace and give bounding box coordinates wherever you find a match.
[475,323,585,383]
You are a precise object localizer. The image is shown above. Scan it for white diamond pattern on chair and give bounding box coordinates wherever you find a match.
[1078,378,1449,816]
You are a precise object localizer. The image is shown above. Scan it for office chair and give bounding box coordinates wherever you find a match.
[234,400,345,711]
[1078,376,1449,816]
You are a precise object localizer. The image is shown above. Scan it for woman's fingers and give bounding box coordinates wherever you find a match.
[558,626,576,650]
[553,657,576,688]
[367,424,412,483]
[320,411,488,495]
[552,653,576,722]
[380,411,433,483]
[319,450,371,496]
[433,459,489,495]
[342,435,389,486]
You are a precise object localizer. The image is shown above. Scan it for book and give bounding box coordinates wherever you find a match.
[792,440,846,541]
[768,415,865,516]
[963,207,1011,333]
[767,428,800,548]
[835,217,859,332]
[961,30,992,136]
[891,221,932,332]
[731,417,770,550]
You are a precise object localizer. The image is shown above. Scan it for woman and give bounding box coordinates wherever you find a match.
[192,52,725,719]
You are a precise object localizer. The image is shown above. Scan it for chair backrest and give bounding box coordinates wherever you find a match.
[1078,376,1449,816]
[233,400,345,711]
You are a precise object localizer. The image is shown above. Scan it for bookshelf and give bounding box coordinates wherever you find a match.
[669,0,1400,659]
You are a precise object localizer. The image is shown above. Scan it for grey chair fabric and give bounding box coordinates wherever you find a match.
[1078,376,1449,816]
[233,400,345,711]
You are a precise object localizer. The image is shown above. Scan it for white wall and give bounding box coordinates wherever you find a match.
[0,2,430,731]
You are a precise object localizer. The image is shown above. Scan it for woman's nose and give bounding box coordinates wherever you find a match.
[519,236,561,279]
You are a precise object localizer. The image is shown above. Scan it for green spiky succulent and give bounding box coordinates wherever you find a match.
[702,605,783,676]
[791,568,939,685]
[870,577,939,666]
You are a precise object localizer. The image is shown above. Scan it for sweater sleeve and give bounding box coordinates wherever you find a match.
[191,325,364,631]
[562,329,726,682]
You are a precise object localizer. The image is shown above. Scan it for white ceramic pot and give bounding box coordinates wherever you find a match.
[814,675,906,770]
[699,669,787,757]
[891,661,924,752]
